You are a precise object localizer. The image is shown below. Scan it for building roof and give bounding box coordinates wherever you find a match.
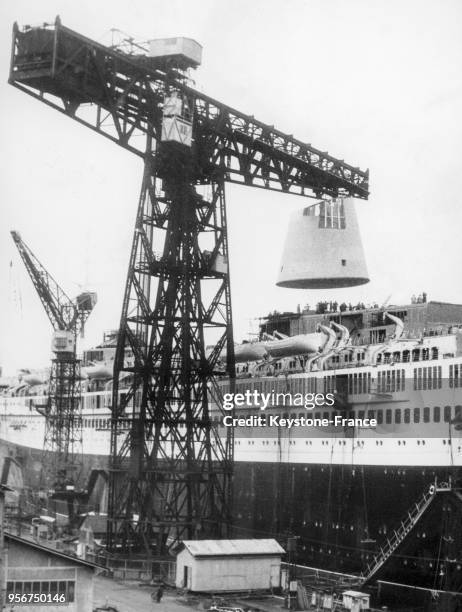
[79,513,108,533]
[181,539,285,557]
[5,532,104,570]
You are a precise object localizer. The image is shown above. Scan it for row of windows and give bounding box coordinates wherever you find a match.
[330,353,365,364]
[6,580,75,603]
[348,372,372,395]
[318,200,346,229]
[413,366,442,391]
[376,347,439,364]
[450,364,462,388]
[233,439,453,447]
[77,406,462,430]
[80,417,112,429]
[216,406,462,426]
[82,394,104,410]
[377,369,406,393]
[323,376,336,394]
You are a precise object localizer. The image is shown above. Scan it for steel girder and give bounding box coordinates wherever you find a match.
[9,19,369,200]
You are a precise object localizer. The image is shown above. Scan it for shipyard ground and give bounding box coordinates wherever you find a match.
[93,576,410,612]
[93,576,187,612]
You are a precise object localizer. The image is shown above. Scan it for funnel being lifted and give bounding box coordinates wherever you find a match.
[277,198,369,289]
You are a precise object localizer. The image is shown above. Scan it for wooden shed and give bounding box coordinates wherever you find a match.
[176,539,285,592]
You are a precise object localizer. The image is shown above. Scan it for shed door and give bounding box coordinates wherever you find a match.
[184,565,192,589]
[270,564,280,588]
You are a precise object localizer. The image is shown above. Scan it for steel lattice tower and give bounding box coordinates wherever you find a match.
[109,147,235,552]
[9,18,369,554]
[44,357,83,496]
[10,231,95,517]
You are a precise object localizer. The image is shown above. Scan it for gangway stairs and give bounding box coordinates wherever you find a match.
[359,483,448,586]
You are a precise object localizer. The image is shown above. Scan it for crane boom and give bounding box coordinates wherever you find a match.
[11,230,74,331]
[10,231,96,337]
[9,19,368,200]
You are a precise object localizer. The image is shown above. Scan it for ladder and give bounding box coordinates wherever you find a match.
[359,485,437,586]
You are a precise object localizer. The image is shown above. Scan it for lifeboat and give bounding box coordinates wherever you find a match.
[234,332,325,363]
[82,364,113,380]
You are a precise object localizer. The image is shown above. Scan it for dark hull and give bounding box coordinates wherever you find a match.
[231,461,462,592]
[2,438,461,594]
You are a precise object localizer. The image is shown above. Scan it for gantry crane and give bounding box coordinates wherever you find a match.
[9,18,369,555]
[10,231,96,518]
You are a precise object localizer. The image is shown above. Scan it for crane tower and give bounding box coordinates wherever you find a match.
[9,18,369,555]
[10,231,96,516]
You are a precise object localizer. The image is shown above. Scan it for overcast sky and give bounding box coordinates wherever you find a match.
[1,0,462,375]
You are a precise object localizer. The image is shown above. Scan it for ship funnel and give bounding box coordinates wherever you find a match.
[276,198,369,289]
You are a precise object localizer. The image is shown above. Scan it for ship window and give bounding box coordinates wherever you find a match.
[412,349,420,362]
[433,406,440,422]
[376,410,383,424]
[431,347,438,360]
[315,412,321,420]
[414,408,420,423]
[423,407,430,423]
[395,409,401,424]
[96,395,101,409]
[318,200,346,229]
[404,409,411,424]
[422,348,429,361]
[386,409,392,424]
[367,410,375,420]
[444,406,452,423]
[358,410,365,420]
[455,405,462,423]
[323,412,329,420]
[403,350,410,363]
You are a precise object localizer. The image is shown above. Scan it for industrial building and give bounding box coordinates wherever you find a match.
[176,539,285,592]
[4,532,99,612]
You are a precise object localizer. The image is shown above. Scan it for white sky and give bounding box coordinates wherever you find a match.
[1,0,462,374]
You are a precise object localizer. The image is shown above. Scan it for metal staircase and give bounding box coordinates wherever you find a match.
[359,484,440,586]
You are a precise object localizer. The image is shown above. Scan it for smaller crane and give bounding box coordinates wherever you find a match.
[10,230,97,520]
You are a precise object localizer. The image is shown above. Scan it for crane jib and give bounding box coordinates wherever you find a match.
[9,19,369,200]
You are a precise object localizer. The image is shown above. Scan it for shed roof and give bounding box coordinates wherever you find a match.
[5,532,104,570]
[181,539,285,557]
[79,514,108,533]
